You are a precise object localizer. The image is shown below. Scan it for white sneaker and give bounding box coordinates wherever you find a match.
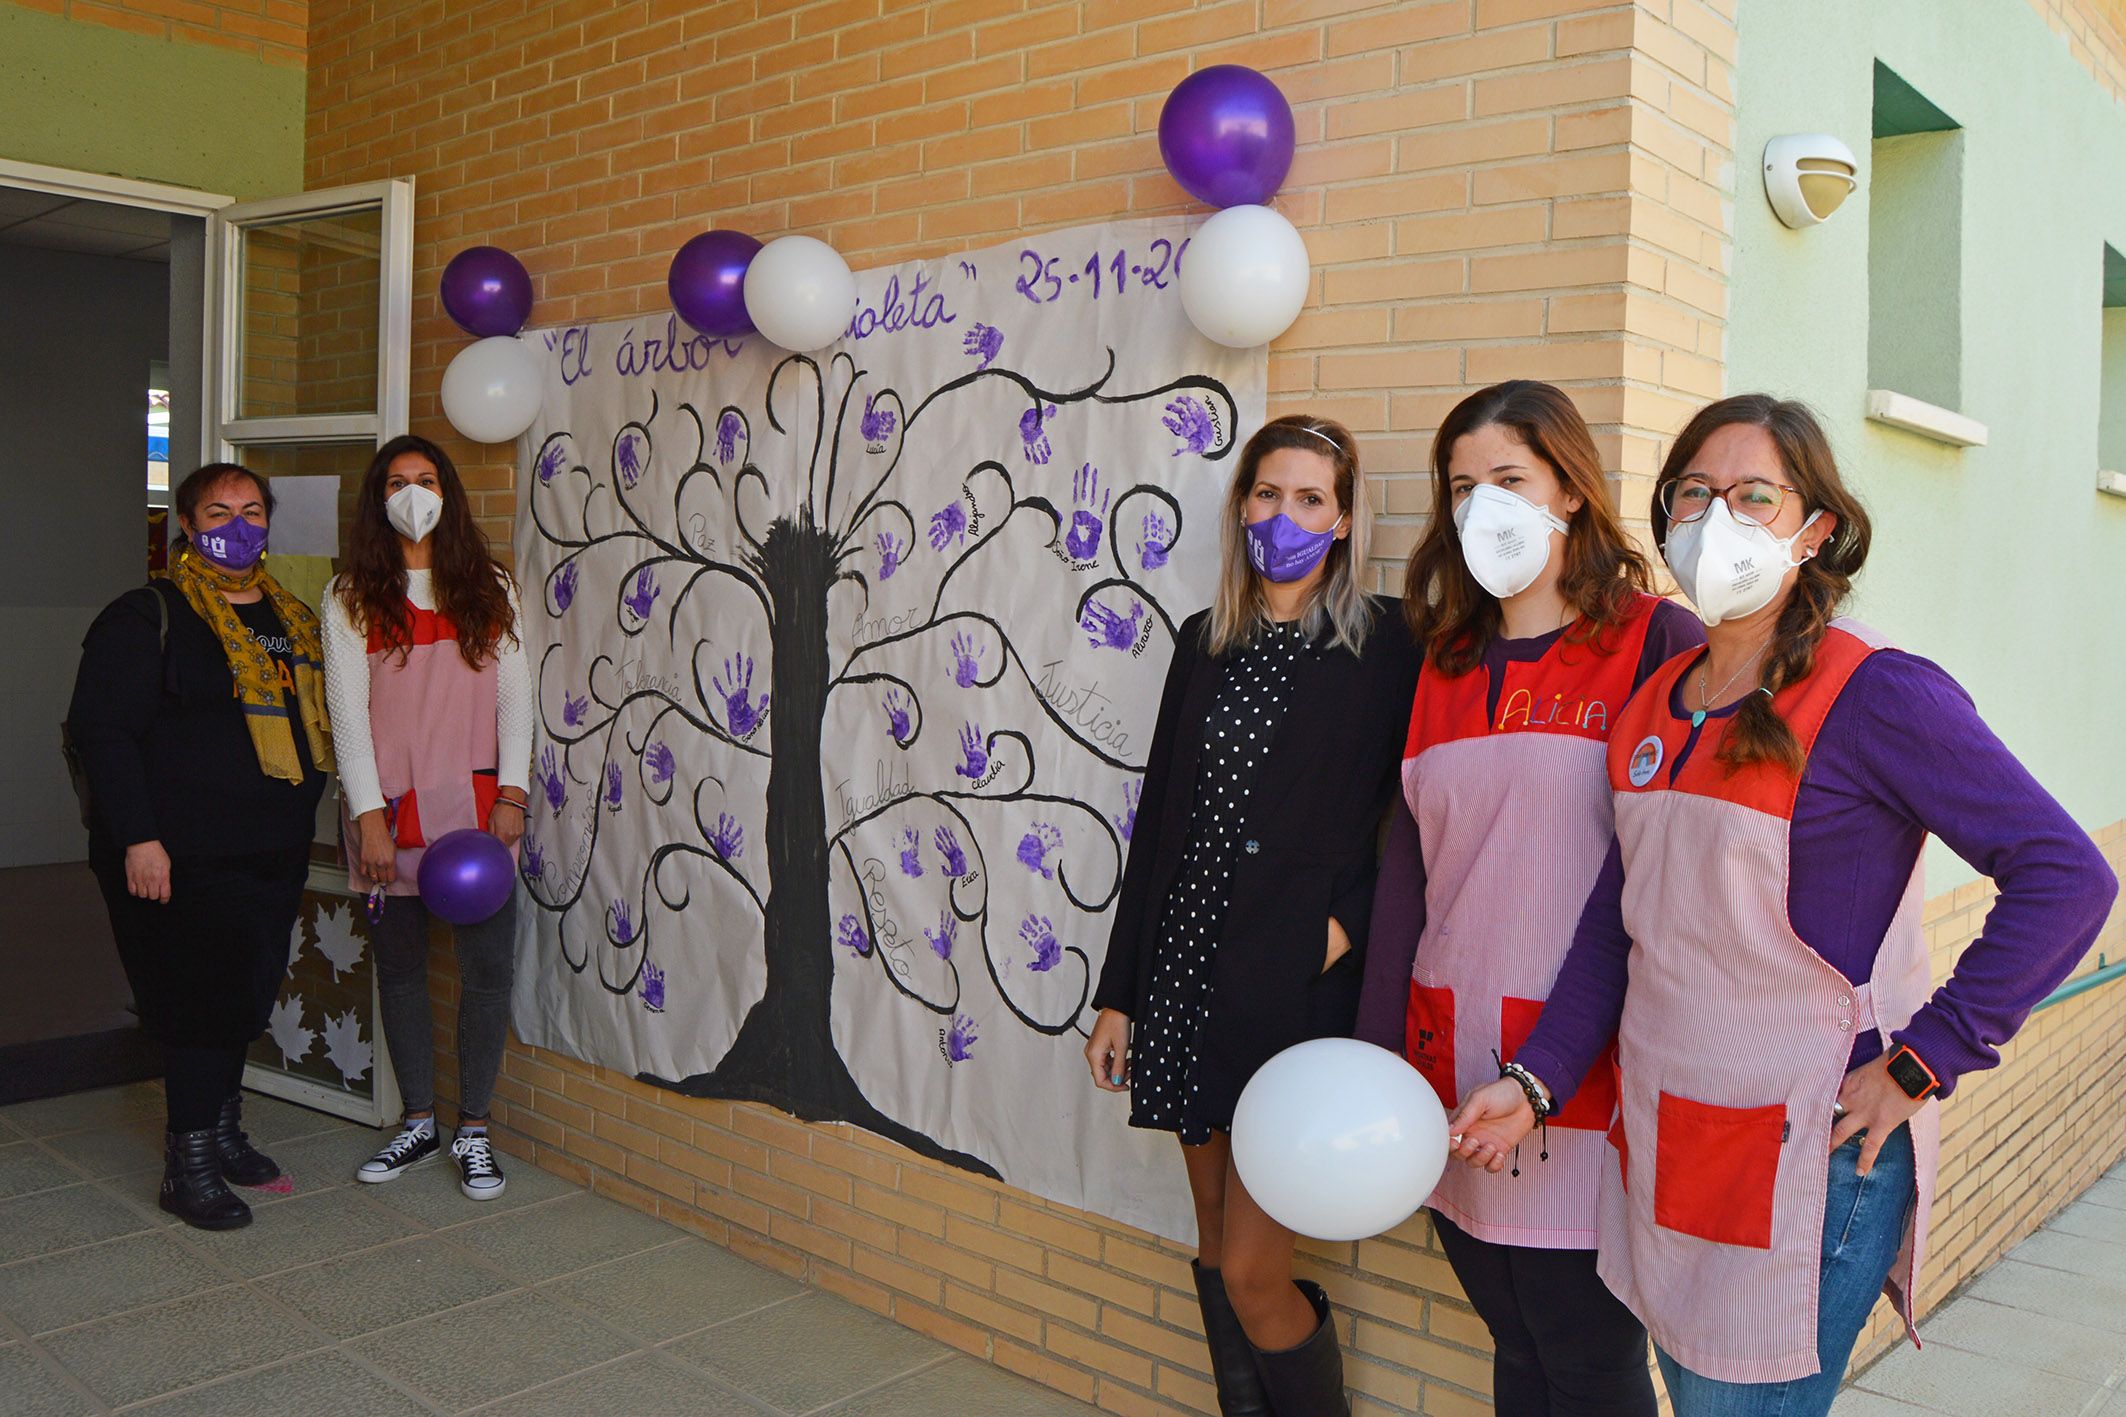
[450,1129,507,1201]
[356,1121,438,1183]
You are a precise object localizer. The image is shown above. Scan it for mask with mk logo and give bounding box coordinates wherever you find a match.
[1662,498,1820,626]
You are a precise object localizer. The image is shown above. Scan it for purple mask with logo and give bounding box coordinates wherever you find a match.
[193,517,268,572]
[1244,513,1342,583]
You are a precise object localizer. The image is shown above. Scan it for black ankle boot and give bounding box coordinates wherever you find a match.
[1251,1280,1348,1417]
[161,1129,252,1230]
[1193,1262,1273,1416]
[215,1095,282,1187]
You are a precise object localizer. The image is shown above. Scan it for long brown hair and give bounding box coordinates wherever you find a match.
[336,433,516,667]
[1204,414,1373,657]
[1403,381,1651,675]
[1651,395,1872,775]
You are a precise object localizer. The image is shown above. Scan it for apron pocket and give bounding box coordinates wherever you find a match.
[1652,1091,1785,1249]
[1501,997,1618,1132]
[1404,983,1457,1110]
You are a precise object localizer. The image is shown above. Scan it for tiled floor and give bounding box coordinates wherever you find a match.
[1835,1158,2126,1417]
[0,1083,1099,1415]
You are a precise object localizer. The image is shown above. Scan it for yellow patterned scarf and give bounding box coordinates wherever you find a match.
[167,546,336,783]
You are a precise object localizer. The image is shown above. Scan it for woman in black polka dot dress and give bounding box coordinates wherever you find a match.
[1087,415,1419,1417]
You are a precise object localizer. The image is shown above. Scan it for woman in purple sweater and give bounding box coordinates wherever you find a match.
[1450,395,2117,1417]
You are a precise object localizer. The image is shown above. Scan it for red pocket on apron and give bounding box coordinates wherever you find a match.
[1500,997,1619,1132]
[1404,983,1457,1110]
[1608,1056,1630,1191]
[1652,1091,1785,1249]
[386,774,502,849]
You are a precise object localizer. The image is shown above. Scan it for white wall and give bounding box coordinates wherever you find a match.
[0,243,169,866]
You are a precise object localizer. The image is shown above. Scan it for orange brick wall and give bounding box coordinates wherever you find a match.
[7,0,307,66]
[300,0,2126,1409]
[2025,0,2126,107]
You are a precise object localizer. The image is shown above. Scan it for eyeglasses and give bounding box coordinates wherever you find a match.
[1659,476,1798,526]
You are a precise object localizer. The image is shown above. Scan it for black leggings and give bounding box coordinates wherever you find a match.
[1434,1213,1657,1417]
[163,1043,246,1132]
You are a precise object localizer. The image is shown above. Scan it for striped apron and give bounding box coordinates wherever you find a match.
[1403,594,1659,1248]
[1596,618,1938,1383]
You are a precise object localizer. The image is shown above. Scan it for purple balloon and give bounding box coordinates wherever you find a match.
[415,827,516,925]
[1158,65,1296,209]
[439,246,533,337]
[669,229,761,338]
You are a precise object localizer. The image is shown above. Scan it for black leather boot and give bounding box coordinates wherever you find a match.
[160,1129,252,1230]
[1251,1280,1349,1417]
[215,1095,283,1187]
[1193,1262,1272,1415]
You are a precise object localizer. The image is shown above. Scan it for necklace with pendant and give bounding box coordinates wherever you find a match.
[1693,643,1770,728]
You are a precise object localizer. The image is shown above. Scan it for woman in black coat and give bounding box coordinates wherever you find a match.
[1086,415,1419,1417]
[67,463,332,1231]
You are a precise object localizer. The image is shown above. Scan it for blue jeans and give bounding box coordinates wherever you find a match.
[1657,1125,1916,1417]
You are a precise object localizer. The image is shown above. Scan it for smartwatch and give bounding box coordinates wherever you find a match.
[1883,1043,1940,1101]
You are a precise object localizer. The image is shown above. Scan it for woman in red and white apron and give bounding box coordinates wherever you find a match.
[324,434,532,1202]
[1355,381,1701,1416]
[1450,395,2117,1417]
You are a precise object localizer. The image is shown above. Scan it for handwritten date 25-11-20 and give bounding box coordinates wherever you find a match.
[1014,239,1190,306]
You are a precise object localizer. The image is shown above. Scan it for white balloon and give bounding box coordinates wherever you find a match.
[439,336,543,444]
[1230,1037,1448,1242]
[743,234,857,352]
[1179,204,1311,348]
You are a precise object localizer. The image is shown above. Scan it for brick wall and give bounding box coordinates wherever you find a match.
[2025,0,2126,108]
[298,0,2126,1410]
[7,0,307,66]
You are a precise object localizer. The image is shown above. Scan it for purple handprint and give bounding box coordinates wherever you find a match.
[639,964,666,1012]
[644,741,675,785]
[562,689,590,727]
[538,746,566,815]
[709,813,744,860]
[876,531,906,581]
[928,501,967,552]
[1019,914,1062,973]
[896,828,923,878]
[949,631,982,688]
[1016,822,1061,879]
[617,432,643,488]
[962,321,1003,369]
[924,911,957,960]
[715,411,741,464]
[836,913,872,957]
[713,655,769,738]
[934,826,968,878]
[604,760,624,812]
[521,837,547,884]
[1163,395,1216,456]
[945,1013,978,1063]
[1064,464,1109,561]
[609,898,635,944]
[861,393,897,451]
[552,562,580,613]
[1114,778,1143,842]
[1138,514,1172,572]
[623,566,660,623]
[1081,596,1147,652]
[1019,402,1058,464]
[954,721,988,780]
[536,441,566,486]
[882,690,912,747]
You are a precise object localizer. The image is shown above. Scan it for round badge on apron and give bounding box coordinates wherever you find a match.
[1626,734,1664,787]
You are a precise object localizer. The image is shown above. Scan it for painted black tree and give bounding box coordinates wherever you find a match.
[522,341,1238,1176]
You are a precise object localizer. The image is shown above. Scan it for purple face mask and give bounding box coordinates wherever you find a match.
[192,516,268,572]
[1244,512,1342,583]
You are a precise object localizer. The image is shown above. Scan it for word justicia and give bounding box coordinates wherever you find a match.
[845,269,958,340]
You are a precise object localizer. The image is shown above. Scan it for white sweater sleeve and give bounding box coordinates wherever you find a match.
[495,577,533,795]
[322,579,386,817]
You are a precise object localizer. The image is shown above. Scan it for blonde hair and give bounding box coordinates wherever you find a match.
[1203,414,1373,657]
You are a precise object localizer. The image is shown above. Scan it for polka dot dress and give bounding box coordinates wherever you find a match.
[1129,620,1308,1142]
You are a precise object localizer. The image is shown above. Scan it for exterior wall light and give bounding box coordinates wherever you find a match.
[1764,134,1860,228]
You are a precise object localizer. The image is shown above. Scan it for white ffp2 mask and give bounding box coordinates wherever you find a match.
[1662,498,1820,626]
[1453,484,1570,600]
[385,484,443,543]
